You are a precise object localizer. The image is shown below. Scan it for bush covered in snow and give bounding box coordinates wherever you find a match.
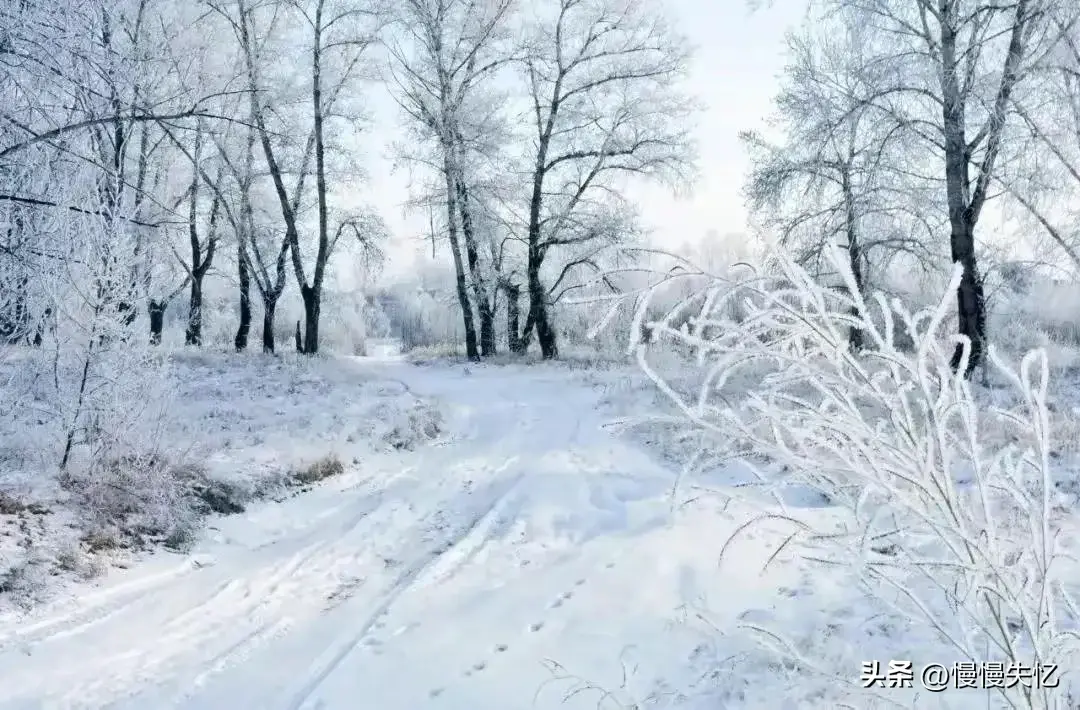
[632,248,1080,708]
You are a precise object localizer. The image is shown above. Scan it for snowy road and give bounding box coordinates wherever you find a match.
[0,360,725,710]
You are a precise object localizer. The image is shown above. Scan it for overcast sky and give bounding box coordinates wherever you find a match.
[363,0,810,277]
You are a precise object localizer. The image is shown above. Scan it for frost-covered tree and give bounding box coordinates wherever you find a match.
[516,0,696,359]
[390,0,516,360]
[742,18,943,349]
[208,0,387,354]
[798,0,1077,375]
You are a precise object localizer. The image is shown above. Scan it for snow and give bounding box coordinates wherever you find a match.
[0,346,1074,708]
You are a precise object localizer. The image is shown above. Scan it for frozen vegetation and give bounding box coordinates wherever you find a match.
[5,0,1080,708]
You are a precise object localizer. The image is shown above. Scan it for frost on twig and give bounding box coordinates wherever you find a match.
[625,246,1080,709]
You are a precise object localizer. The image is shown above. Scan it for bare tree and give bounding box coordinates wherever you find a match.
[810,0,1072,374]
[742,20,941,349]
[390,0,516,360]
[209,0,384,354]
[222,121,277,352]
[291,0,386,354]
[205,101,293,354]
[518,0,695,359]
[158,122,224,346]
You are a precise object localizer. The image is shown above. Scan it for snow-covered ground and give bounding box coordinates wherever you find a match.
[0,345,1076,709]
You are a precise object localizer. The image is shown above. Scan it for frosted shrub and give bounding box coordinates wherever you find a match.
[21,208,203,550]
[64,452,202,551]
[631,248,1080,709]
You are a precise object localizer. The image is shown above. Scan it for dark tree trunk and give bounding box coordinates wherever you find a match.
[300,283,319,354]
[148,299,166,345]
[941,25,986,376]
[527,246,557,359]
[184,279,203,346]
[948,217,986,374]
[261,298,277,354]
[440,151,479,361]
[476,284,496,357]
[235,243,251,352]
[525,138,557,359]
[295,319,303,352]
[935,0,1029,376]
[456,179,495,357]
[453,253,479,360]
[842,172,864,351]
[505,282,521,354]
[519,298,536,353]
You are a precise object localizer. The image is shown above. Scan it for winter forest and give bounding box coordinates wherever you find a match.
[3,0,1080,707]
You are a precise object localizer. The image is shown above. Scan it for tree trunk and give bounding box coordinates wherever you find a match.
[261,298,277,354]
[148,299,166,345]
[505,282,521,354]
[527,246,557,359]
[307,3,329,358]
[948,216,986,374]
[184,278,203,346]
[295,320,303,352]
[842,171,864,351]
[299,284,318,354]
[941,74,987,375]
[235,242,251,352]
[526,133,557,359]
[456,179,495,356]
[847,253,864,352]
[519,299,536,353]
[441,153,479,361]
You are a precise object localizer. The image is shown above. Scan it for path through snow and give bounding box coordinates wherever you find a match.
[0,358,818,710]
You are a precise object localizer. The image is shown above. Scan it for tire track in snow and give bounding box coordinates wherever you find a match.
[68,539,331,704]
[410,458,523,591]
[246,466,417,552]
[283,458,525,710]
[26,482,413,709]
[0,472,416,657]
[0,555,213,652]
[48,455,518,708]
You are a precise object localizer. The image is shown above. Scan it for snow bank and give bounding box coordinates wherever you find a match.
[0,350,444,613]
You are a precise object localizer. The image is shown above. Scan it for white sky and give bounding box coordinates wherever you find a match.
[362,0,810,278]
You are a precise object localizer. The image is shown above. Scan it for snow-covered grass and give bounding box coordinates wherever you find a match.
[0,345,444,612]
[574,362,1080,708]
[610,249,1080,709]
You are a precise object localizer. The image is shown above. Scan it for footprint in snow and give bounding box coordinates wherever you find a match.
[462,658,490,677]
[460,645,509,682]
[548,590,573,609]
[528,621,544,632]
